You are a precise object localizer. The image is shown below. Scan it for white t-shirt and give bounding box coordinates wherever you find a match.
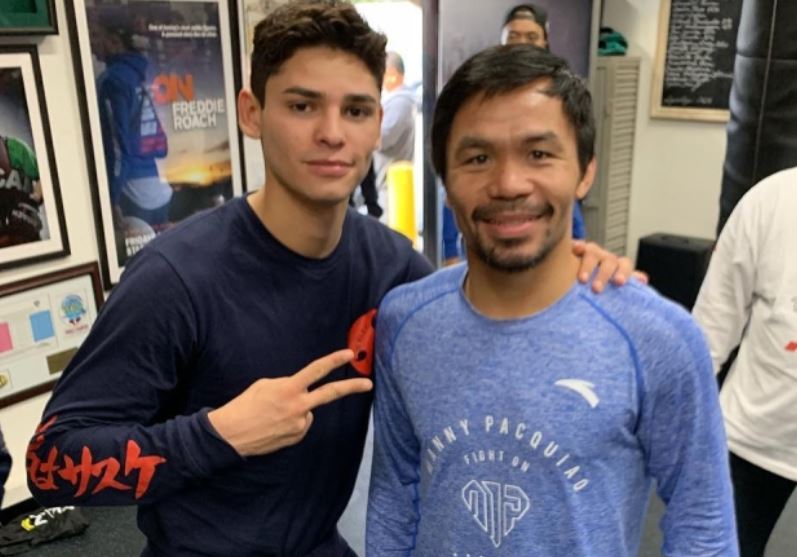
[693,167,797,481]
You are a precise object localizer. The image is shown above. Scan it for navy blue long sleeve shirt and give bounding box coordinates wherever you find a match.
[27,197,431,556]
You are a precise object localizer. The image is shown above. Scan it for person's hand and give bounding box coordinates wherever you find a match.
[572,240,637,293]
[207,349,371,457]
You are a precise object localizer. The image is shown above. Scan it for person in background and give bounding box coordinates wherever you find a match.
[693,167,797,557]
[373,51,416,217]
[367,44,737,556]
[500,3,549,48]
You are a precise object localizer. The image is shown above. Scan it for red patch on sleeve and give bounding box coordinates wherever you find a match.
[348,308,377,376]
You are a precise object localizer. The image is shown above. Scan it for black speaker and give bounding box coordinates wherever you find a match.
[636,233,714,310]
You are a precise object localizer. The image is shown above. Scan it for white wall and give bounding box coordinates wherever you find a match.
[0,1,103,508]
[603,0,728,261]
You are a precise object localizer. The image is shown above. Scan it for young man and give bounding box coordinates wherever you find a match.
[27,3,631,556]
[367,45,738,556]
[693,167,797,557]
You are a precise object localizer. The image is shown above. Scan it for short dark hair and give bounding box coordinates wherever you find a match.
[250,0,387,106]
[431,45,595,182]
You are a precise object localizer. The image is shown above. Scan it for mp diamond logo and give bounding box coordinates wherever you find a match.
[461,480,530,548]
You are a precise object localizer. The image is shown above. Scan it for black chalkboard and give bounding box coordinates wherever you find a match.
[653,0,743,121]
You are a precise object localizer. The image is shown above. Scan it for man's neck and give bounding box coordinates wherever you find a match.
[247,186,348,259]
[464,242,581,320]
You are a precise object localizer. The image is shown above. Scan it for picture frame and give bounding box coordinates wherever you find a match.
[0,44,70,271]
[0,262,103,409]
[0,0,58,36]
[66,0,246,288]
[651,0,742,122]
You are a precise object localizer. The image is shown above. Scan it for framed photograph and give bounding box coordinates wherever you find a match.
[0,0,58,36]
[0,262,103,409]
[0,45,70,271]
[66,0,246,287]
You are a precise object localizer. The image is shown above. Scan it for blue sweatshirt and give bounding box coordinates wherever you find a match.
[27,197,432,556]
[367,265,738,556]
[97,51,161,205]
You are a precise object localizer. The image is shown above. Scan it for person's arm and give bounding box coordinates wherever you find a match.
[366,304,421,554]
[27,249,370,507]
[26,250,243,506]
[637,312,738,556]
[0,426,11,508]
[692,197,757,373]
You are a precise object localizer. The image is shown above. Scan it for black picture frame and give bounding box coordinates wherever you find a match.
[0,0,58,36]
[66,0,246,288]
[0,262,103,409]
[0,44,70,271]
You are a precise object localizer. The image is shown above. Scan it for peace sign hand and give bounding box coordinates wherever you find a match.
[207,350,371,457]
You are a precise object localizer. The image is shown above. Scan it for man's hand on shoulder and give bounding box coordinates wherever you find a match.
[207,350,371,457]
[571,240,648,293]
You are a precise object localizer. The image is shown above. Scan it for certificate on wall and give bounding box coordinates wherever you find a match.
[0,263,103,409]
[66,0,245,288]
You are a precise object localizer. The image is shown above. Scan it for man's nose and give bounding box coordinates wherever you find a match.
[314,109,345,148]
[488,157,534,199]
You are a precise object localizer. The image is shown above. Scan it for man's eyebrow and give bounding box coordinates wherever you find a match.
[281,87,378,106]
[282,86,321,99]
[521,132,561,146]
[343,93,378,105]
[453,136,493,153]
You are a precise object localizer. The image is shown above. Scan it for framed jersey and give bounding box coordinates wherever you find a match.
[0,45,69,271]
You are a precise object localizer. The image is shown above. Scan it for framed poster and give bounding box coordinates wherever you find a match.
[0,45,70,272]
[0,262,103,409]
[0,0,58,36]
[651,0,743,122]
[66,0,246,288]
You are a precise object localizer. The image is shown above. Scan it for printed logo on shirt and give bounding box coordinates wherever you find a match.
[554,379,600,408]
[462,479,530,548]
[27,416,168,500]
[348,308,377,376]
[424,415,590,493]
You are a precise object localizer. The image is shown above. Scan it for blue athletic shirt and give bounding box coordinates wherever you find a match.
[367,265,738,556]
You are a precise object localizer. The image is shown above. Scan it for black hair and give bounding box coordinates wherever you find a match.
[431,45,594,182]
[250,0,387,105]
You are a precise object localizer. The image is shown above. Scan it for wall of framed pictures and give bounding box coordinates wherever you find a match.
[0,0,245,510]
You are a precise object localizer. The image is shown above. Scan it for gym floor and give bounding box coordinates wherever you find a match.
[12,492,797,556]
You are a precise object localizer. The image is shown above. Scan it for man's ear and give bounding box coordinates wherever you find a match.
[575,157,597,200]
[238,89,262,139]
